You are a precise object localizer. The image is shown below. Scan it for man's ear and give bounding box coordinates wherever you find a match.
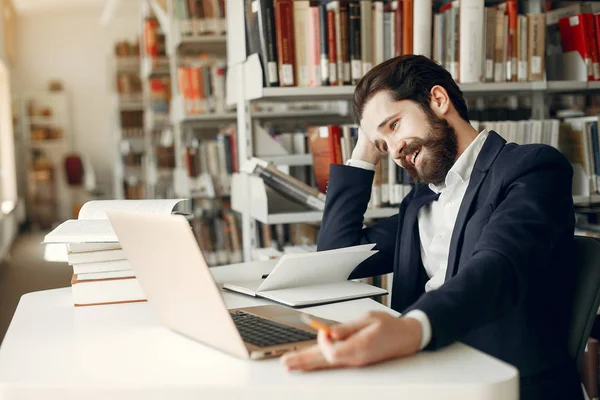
[429,85,450,118]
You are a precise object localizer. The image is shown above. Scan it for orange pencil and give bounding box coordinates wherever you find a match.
[300,314,332,336]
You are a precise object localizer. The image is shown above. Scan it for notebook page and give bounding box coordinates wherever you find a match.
[257,250,377,292]
[78,199,187,220]
[43,220,118,243]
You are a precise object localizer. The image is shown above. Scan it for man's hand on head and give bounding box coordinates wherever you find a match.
[280,311,422,371]
[350,128,387,165]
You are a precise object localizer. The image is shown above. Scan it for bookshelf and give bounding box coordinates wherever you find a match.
[226,0,600,262]
[19,90,74,227]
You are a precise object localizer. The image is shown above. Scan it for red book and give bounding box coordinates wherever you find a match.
[595,14,600,78]
[394,0,403,57]
[559,14,594,81]
[402,0,413,55]
[584,13,600,80]
[497,1,518,81]
[274,0,296,86]
[308,125,343,193]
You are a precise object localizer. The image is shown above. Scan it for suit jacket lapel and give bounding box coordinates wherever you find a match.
[445,131,506,280]
[392,185,439,311]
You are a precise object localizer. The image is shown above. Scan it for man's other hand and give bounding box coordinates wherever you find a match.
[280,311,422,371]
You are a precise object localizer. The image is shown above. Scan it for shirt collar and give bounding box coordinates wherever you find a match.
[429,129,489,194]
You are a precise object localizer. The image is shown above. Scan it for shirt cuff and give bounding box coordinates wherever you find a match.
[345,159,376,171]
[403,309,432,350]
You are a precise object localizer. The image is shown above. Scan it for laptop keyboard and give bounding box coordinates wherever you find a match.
[231,311,317,348]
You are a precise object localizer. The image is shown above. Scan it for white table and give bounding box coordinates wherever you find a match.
[0,261,518,400]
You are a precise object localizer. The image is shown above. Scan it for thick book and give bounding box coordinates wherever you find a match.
[72,259,132,275]
[243,157,326,211]
[223,244,387,307]
[43,199,189,244]
[67,248,126,265]
[71,274,146,307]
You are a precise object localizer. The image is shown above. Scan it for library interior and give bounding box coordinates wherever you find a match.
[2,0,600,398]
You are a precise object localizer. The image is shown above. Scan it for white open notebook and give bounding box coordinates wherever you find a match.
[43,199,189,244]
[223,244,387,307]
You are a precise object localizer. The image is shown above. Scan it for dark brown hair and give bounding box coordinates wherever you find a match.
[353,55,469,123]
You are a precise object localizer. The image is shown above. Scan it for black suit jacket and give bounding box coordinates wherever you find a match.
[318,132,581,399]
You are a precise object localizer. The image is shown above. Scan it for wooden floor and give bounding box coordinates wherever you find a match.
[0,231,72,343]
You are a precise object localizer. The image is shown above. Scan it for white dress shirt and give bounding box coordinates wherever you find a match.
[345,130,489,349]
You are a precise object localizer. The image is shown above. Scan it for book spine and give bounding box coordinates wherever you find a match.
[517,14,528,82]
[459,0,484,83]
[258,0,280,86]
[527,13,545,81]
[307,5,322,87]
[394,0,402,56]
[319,3,330,85]
[349,0,362,84]
[584,13,600,80]
[402,0,413,55]
[294,1,310,87]
[373,1,384,65]
[326,9,338,84]
[274,0,296,86]
[412,0,431,58]
[266,163,325,200]
[340,1,351,84]
[254,164,325,210]
[360,0,373,74]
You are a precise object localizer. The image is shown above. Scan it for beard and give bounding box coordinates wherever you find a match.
[400,113,458,186]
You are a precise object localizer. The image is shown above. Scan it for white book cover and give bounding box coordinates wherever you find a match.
[223,244,387,307]
[72,259,132,275]
[413,0,432,58]
[43,199,188,244]
[71,276,145,306]
[76,269,135,281]
[67,248,126,265]
[459,0,484,83]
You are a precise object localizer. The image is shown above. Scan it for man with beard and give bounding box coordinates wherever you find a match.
[280,55,581,400]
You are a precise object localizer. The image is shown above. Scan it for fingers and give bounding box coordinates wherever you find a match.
[280,344,330,372]
[329,312,382,341]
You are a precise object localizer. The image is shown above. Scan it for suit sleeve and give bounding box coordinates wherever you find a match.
[404,146,574,349]
[317,164,413,278]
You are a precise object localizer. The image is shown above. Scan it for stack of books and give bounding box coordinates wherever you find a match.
[67,242,141,307]
[44,199,190,307]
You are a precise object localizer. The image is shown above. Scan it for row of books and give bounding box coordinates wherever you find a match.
[177,55,228,115]
[144,17,167,58]
[437,2,544,82]
[173,0,227,36]
[184,126,238,197]
[243,0,600,87]
[149,77,172,114]
[192,207,243,266]
[120,110,144,138]
[474,116,600,196]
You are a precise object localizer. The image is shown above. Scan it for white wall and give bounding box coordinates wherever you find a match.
[11,3,140,196]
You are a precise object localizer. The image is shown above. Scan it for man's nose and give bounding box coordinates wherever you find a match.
[387,139,406,160]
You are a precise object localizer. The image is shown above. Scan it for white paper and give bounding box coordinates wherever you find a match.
[78,199,186,220]
[43,220,118,244]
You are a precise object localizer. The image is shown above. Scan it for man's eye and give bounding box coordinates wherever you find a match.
[390,120,398,130]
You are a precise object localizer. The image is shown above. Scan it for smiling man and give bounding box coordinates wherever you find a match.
[280,55,581,400]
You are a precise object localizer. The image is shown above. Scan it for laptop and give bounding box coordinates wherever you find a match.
[106,210,336,360]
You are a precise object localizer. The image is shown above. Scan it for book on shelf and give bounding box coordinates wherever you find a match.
[173,0,227,37]
[184,125,237,197]
[223,243,387,307]
[239,1,600,84]
[546,2,600,82]
[192,208,243,267]
[243,156,326,211]
[177,55,229,115]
